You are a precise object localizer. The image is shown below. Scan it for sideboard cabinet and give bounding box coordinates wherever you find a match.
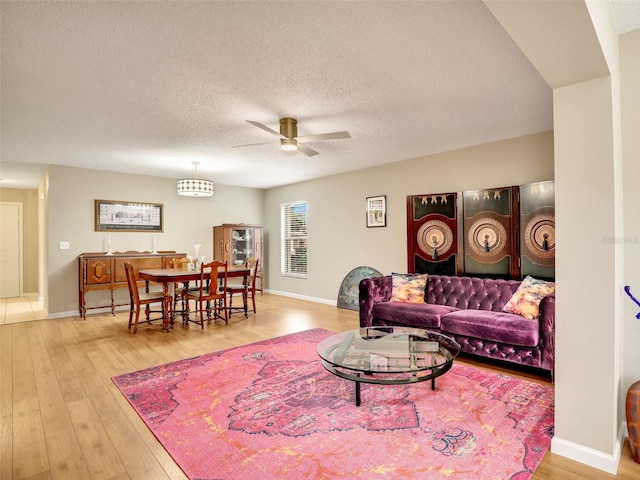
[213,224,264,293]
[78,251,186,318]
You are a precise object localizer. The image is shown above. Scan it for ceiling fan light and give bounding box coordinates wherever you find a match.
[280,138,298,151]
[177,161,214,197]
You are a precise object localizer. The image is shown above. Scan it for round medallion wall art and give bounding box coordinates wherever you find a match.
[467,218,507,258]
[417,220,454,259]
[524,214,555,259]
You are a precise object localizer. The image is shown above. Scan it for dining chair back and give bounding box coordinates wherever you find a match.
[123,262,165,334]
[184,260,228,328]
[225,257,259,317]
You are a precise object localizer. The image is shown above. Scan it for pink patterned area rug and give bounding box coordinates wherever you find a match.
[112,328,554,480]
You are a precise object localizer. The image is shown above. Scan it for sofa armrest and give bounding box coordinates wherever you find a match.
[538,294,555,373]
[359,275,392,327]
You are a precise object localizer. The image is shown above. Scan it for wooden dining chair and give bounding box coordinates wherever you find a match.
[184,260,228,328]
[225,257,259,317]
[124,262,165,334]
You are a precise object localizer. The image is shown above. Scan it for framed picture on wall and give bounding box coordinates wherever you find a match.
[94,199,164,232]
[366,195,387,228]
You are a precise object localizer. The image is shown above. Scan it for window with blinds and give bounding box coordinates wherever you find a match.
[281,201,308,278]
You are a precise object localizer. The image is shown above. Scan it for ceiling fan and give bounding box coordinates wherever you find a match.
[234,118,351,157]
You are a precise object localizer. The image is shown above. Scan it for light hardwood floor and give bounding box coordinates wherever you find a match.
[0,294,638,479]
[0,296,47,325]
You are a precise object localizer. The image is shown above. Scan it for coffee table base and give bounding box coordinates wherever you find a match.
[353,375,437,406]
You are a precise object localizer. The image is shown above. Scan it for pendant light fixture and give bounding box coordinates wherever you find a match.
[177,161,214,197]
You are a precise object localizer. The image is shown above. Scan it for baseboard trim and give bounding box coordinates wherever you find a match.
[550,422,625,474]
[48,310,79,319]
[48,305,130,319]
[268,289,337,306]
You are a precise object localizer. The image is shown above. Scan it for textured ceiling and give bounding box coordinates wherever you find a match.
[0,1,637,190]
[611,0,640,33]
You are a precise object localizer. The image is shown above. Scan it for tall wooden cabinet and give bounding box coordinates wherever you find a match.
[213,224,264,293]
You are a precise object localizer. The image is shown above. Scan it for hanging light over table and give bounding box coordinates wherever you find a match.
[177,161,214,197]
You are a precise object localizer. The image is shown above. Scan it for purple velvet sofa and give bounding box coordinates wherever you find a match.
[359,274,555,375]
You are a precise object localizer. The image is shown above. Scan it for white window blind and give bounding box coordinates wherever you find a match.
[281,201,308,278]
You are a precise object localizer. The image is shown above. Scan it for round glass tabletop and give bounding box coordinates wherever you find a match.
[317,326,460,385]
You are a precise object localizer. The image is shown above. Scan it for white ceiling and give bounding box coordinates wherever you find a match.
[1,1,638,190]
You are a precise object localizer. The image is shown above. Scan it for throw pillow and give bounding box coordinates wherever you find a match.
[503,275,555,319]
[391,273,427,303]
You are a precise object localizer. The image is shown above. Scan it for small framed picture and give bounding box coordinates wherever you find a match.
[366,195,386,228]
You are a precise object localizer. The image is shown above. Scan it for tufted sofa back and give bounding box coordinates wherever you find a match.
[426,275,522,312]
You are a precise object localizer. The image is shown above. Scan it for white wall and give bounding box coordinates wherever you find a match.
[547,3,630,472]
[46,165,264,316]
[40,172,49,309]
[553,76,621,461]
[621,30,640,397]
[264,132,554,303]
[482,1,635,472]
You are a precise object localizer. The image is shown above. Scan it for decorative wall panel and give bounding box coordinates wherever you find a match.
[462,186,519,278]
[406,193,460,275]
[520,180,555,280]
[407,182,554,280]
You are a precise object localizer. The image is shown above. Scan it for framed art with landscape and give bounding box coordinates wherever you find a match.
[94,199,163,232]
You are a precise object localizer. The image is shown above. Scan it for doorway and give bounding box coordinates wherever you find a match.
[0,202,23,298]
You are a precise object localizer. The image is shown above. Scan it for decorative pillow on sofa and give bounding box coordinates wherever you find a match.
[391,273,427,303]
[503,275,555,319]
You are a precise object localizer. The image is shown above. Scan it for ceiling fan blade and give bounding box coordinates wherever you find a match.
[246,120,286,139]
[240,119,346,156]
[232,140,278,148]
[297,143,319,157]
[295,131,351,142]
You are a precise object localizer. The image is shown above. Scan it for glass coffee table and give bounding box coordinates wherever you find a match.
[317,326,461,406]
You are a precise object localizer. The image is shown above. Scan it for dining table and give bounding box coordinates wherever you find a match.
[138,266,250,332]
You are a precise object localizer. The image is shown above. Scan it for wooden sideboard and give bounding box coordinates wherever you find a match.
[78,251,186,318]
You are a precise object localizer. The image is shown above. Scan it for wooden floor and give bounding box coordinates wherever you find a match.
[0,295,47,325]
[0,294,638,479]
